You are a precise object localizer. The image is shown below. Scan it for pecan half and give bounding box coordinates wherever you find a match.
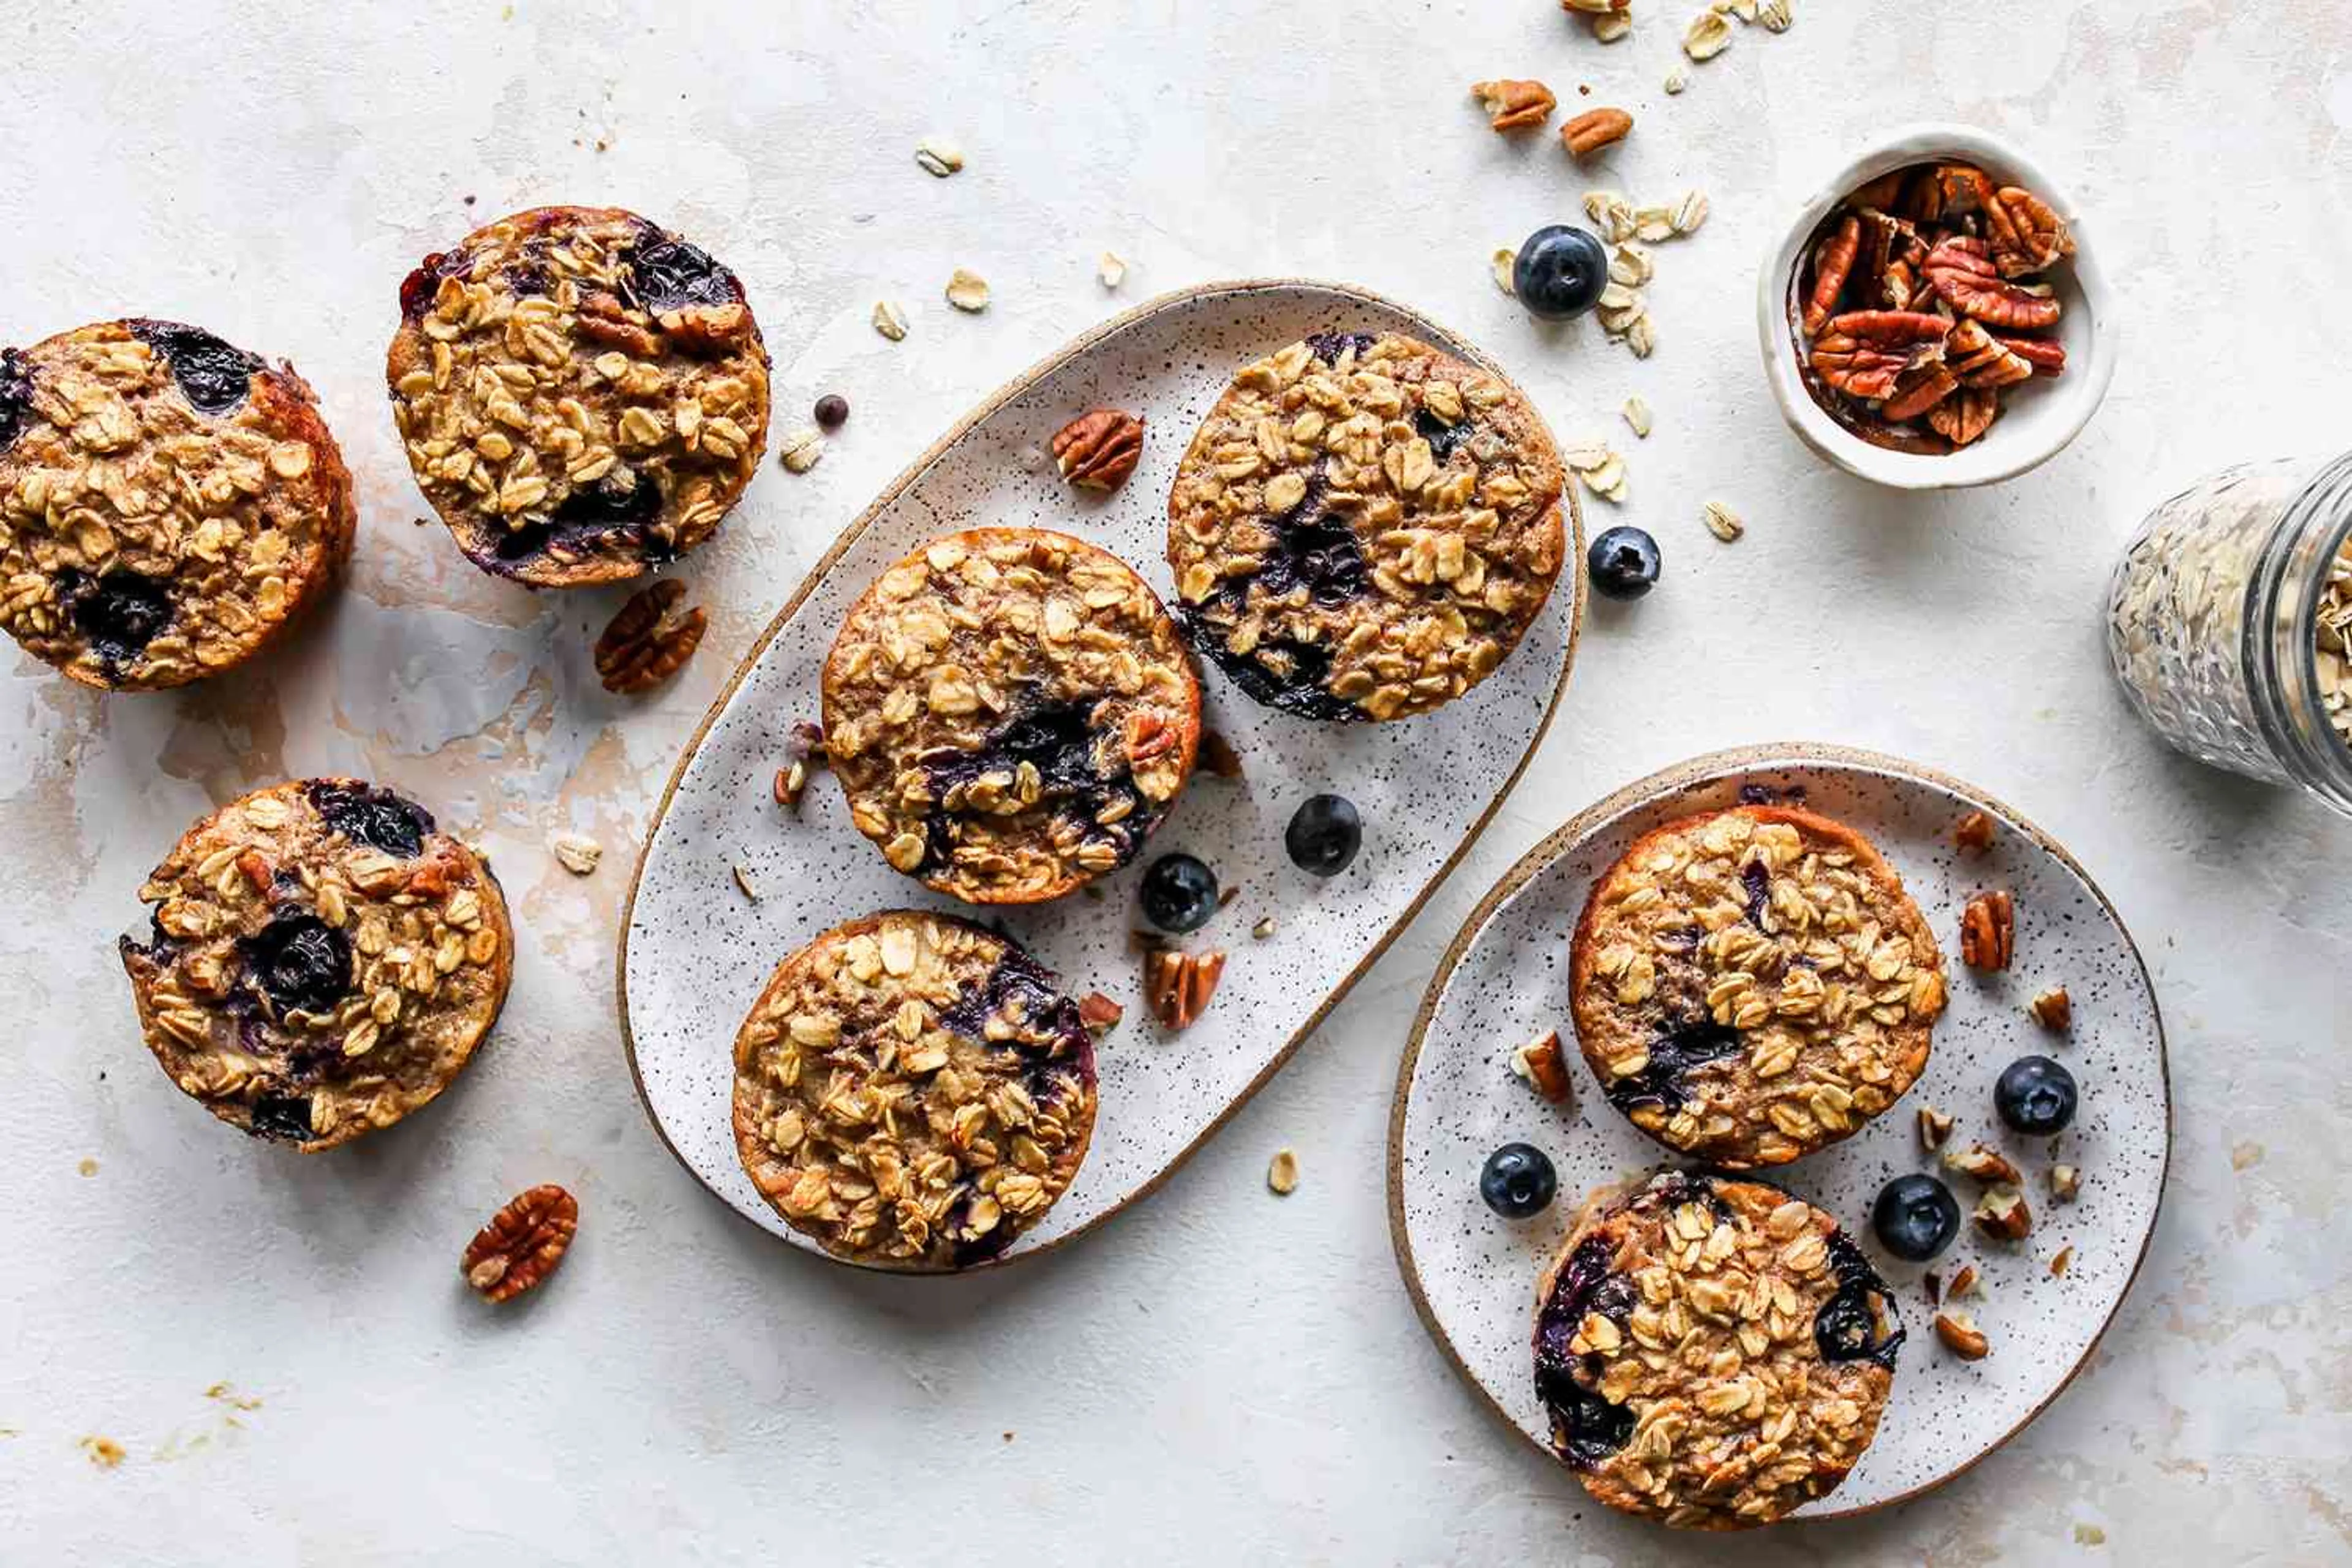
[1471,78,1556,132]
[1973,1185,2032,1242]
[1882,361,1959,423]
[1145,948,1226,1030]
[1051,408,1145,491]
[1997,334,2067,376]
[1944,1142,2024,1186]
[1928,385,2000,447]
[462,1184,578,1303]
[1809,311,1951,401]
[595,579,707,693]
[2029,986,2072,1032]
[1947,319,2035,390]
[1983,185,2076,279]
[1934,1309,1990,1360]
[1561,107,1634,161]
[1802,214,1860,335]
[1959,890,2015,970]
[1924,236,2063,331]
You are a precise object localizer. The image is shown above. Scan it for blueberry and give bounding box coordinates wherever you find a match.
[622,225,743,314]
[247,1093,315,1143]
[1284,794,1361,876]
[1587,526,1661,600]
[1479,1143,1558,1219]
[1140,853,1218,933]
[63,568,173,671]
[1995,1055,2078,1134]
[1602,1016,1737,1116]
[1870,1172,1962,1262]
[238,911,353,1019]
[0,346,32,450]
[305,780,434,859]
[1512,225,1610,320]
[126,320,260,415]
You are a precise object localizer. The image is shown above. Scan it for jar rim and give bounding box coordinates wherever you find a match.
[2253,448,2352,809]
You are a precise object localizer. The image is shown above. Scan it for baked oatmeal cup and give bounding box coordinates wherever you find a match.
[0,319,355,690]
[1570,802,1945,1168]
[387,205,771,587]
[1534,1169,1902,1529]
[119,778,513,1151]
[821,527,1201,905]
[1166,330,1565,722]
[731,910,1098,1270]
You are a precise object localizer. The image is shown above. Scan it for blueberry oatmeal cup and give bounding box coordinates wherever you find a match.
[1570,804,1945,1169]
[731,910,1098,1270]
[119,778,513,1151]
[822,527,1201,905]
[0,319,356,690]
[1165,331,1565,722]
[386,205,771,587]
[1534,1169,1901,1529]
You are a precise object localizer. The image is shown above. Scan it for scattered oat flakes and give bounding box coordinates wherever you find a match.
[77,1157,99,1177]
[1267,1148,1298,1195]
[1562,440,1630,504]
[871,299,910,341]
[1755,0,1793,30]
[944,268,991,312]
[1620,396,1652,437]
[1664,65,1689,93]
[777,425,825,474]
[2075,1524,2107,1546]
[1252,916,1277,940]
[1702,500,1745,542]
[1593,10,1631,40]
[914,137,965,177]
[1490,246,1518,295]
[1670,190,1709,235]
[1683,9,1733,59]
[731,862,761,900]
[79,1436,125,1469]
[550,833,602,876]
[1098,251,1128,289]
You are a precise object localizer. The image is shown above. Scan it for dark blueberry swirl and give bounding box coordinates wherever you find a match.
[126,320,261,416]
[911,695,1152,877]
[238,911,353,1019]
[305,780,434,859]
[1814,1233,1904,1370]
[1602,1018,1741,1118]
[56,567,173,679]
[621,222,745,314]
[1534,1234,1640,1470]
[0,346,32,450]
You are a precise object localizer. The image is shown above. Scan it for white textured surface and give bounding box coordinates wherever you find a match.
[2,2,2348,1564]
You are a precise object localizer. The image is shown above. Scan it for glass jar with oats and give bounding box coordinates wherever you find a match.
[2106,450,2352,815]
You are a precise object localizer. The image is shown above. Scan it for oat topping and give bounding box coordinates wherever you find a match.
[1490,246,1519,295]
[0,320,355,690]
[913,135,965,177]
[777,424,825,473]
[1098,251,1128,290]
[1571,804,1947,1168]
[1535,1170,1899,1529]
[945,269,991,312]
[1702,500,1746,543]
[872,300,911,342]
[1166,332,1565,723]
[2317,537,2352,753]
[822,528,1200,904]
[730,911,1096,1269]
[387,206,771,587]
[1267,1148,1299,1194]
[118,778,511,1152]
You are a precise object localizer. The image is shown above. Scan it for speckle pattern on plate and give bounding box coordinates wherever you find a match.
[1387,744,2168,1518]
[622,281,1585,1268]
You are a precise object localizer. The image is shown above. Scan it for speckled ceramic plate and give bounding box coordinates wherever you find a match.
[621,279,1586,1268]
[1388,744,2168,1518]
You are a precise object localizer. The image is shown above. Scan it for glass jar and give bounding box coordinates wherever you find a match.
[2106,450,2352,816]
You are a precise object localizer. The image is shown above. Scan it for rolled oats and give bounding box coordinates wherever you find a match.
[872,300,911,342]
[913,136,965,177]
[778,424,826,474]
[1570,804,1947,1168]
[731,911,1096,1269]
[550,832,602,875]
[945,269,992,312]
[1098,251,1128,290]
[1491,246,1519,296]
[1267,1148,1299,1195]
[1620,396,1653,438]
[1166,333,1565,722]
[1702,500,1746,542]
[386,206,771,588]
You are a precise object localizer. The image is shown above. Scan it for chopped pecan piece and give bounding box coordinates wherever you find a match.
[2029,986,2072,1031]
[1561,107,1634,161]
[462,1184,579,1303]
[1801,214,1860,335]
[1917,1104,1956,1150]
[2049,1163,2081,1203]
[1882,361,1959,423]
[1997,334,2067,376]
[1928,385,2000,447]
[1944,1142,2024,1186]
[1470,78,1557,132]
[1934,1309,1990,1360]
[1809,311,1951,401]
[1953,810,1996,853]
[1983,185,2076,279]
[594,579,707,693]
[1959,890,2015,970]
[1972,1185,2032,1242]
[1512,1028,1572,1104]
[1947,1262,1981,1298]
[1924,236,2063,331]
[1078,991,1124,1035]
[1050,408,1145,492]
[1145,948,1226,1030]
[772,720,827,809]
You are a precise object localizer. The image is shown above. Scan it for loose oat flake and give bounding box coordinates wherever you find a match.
[914,136,965,177]
[871,300,910,341]
[551,833,602,875]
[1702,500,1746,541]
[1267,1148,1299,1195]
[732,862,761,900]
[778,425,825,474]
[1684,10,1733,58]
[944,269,991,312]
[1664,65,1690,93]
[1491,246,1518,295]
[1621,395,1653,437]
[1098,251,1128,289]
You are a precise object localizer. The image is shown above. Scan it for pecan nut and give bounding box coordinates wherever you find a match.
[1924,236,2063,331]
[1928,385,2000,447]
[1998,334,2067,376]
[1512,1028,1572,1104]
[1145,948,1226,1030]
[1050,408,1145,491]
[2049,1163,2082,1203]
[772,719,827,808]
[1933,1310,1991,1360]
[1983,186,2076,279]
[1947,318,2035,390]
[1809,311,1951,401]
[1917,1104,1955,1150]
[2029,986,2072,1031]
[1944,1142,2024,1186]
[594,579,707,693]
[1560,107,1634,161]
[1802,214,1860,335]
[462,1184,579,1303]
[1078,991,1125,1035]
[1953,810,1996,853]
[1471,78,1556,132]
[1972,1185,2033,1242]
[1959,890,2015,970]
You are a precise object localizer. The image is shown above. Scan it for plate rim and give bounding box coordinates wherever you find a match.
[1382,740,2173,1518]
[616,276,1591,1269]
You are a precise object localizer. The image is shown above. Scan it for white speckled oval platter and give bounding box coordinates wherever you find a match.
[621,280,1585,1269]
[1387,744,2168,1518]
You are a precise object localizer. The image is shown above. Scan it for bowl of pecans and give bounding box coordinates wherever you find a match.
[1756,124,2118,489]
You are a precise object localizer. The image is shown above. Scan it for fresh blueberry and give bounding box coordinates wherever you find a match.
[1479,1143,1558,1219]
[1870,1172,1962,1262]
[1139,853,1218,933]
[1512,225,1610,320]
[1995,1055,2078,1134]
[1284,794,1361,876]
[1587,526,1661,600]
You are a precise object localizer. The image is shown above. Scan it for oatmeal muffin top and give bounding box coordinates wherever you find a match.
[731,910,1098,1270]
[118,778,513,1152]
[821,527,1201,905]
[0,319,355,690]
[1534,1169,1901,1530]
[1166,330,1566,722]
[1570,802,1945,1168]
[387,205,771,588]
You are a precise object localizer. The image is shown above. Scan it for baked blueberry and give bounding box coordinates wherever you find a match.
[1480,1142,1558,1218]
[1586,525,1660,600]
[1512,225,1610,320]
[1284,794,1362,876]
[1995,1054,2077,1134]
[125,319,262,415]
[1871,1172,1962,1262]
[1140,853,1219,933]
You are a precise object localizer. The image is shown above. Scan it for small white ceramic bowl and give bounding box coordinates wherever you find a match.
[1755,123,2119,490]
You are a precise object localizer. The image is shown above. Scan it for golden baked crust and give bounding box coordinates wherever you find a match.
[731,910,1098,1270]
[119,778,512,1152]
[1165,331,1564,722]
[386,205,770,587]
[1570,804,1945,1167]
[821,527,1200,905]
[0,320,355,690]
[1533,1169,1901,1530]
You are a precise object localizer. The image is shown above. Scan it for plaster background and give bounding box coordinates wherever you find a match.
[1,2,2346,1563]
